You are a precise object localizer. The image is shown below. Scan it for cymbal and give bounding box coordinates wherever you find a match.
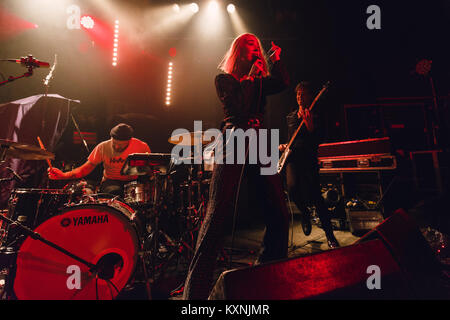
[168,131,215,146]
[0,139,55,160]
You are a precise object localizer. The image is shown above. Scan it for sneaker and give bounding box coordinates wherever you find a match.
[326,232,340,249]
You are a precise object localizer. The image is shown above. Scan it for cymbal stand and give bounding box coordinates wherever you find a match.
[142,172,195,283]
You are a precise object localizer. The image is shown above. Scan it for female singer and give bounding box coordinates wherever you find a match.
[183,33,290,300]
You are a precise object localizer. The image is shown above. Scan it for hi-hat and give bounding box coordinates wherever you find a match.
[0,139,54,160]
[168,131,215,146]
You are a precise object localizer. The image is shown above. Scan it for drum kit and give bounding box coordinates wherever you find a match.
[0,133,213,300]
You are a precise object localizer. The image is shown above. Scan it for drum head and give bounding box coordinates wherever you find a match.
[13,204,139,300]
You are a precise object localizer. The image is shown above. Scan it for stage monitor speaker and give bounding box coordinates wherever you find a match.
[356,208,445,298]
[209,238,412,300]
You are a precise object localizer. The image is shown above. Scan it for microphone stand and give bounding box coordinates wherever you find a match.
[0,55,48,87]
[0,213,98,273]
[0,65,34,87]
[71,112,91,155]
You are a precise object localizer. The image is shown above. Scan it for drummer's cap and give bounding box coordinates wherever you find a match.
[110,123,134,141]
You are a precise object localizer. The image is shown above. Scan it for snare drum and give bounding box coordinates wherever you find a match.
[124,180,153,204]
[13,199,139,300]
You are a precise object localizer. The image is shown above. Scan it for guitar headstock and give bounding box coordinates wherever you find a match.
[415,59,432,76]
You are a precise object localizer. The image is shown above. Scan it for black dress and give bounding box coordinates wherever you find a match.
[183,60,290,300]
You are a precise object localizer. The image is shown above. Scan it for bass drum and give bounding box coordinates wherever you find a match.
[13,199,139,300]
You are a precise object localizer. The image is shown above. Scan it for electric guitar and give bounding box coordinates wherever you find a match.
[277,81,330,174]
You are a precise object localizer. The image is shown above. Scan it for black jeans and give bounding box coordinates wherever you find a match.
[183,150,289,300]
[285,159,333,233]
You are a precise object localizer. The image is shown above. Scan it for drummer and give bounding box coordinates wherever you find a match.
[48,123,151,196]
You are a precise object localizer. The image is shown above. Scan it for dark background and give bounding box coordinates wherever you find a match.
[1,0,449,222]
[1,0,448,153]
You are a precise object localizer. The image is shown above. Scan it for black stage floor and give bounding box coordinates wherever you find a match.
[1,198,449,300]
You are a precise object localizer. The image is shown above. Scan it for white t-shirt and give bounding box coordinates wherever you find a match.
[88,138,151,181]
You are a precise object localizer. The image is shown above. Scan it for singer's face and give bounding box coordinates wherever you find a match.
[241,36,261,62]
[112,138,130,153]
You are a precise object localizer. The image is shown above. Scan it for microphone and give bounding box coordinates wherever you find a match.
[248,54,262,77]
[6,55,50,68]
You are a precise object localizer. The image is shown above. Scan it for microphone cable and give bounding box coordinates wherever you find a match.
[228,75,264,269]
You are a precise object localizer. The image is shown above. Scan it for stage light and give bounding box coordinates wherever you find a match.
[112,19,119,67]
[208,1,220,12]
[169,47,177,57]
[190,3,199,13]
[227,4,235,13]
[165,62,174,106]
[81,15,94,29]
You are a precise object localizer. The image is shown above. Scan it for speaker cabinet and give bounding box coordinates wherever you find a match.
[209,209,446,300]
[209,239,411,300]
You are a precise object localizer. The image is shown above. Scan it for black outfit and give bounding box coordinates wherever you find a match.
[285,108,337,243]
[183,61,290,300]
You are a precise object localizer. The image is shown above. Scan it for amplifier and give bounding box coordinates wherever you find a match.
[346,209,385,235]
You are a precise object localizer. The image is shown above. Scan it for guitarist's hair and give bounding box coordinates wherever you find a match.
[294,81,313,93]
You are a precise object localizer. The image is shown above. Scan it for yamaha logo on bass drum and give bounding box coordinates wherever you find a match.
[60,215,109,227]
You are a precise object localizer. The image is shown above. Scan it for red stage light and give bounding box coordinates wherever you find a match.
[169,47,177,57]
[0,7,38,40]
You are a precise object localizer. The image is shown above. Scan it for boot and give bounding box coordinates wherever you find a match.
[299,209,312,236]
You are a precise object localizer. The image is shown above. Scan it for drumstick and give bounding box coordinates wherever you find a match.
[37,136,53,169]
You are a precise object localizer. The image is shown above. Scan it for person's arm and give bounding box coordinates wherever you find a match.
[262,42,290,95]
[48,161,97,180]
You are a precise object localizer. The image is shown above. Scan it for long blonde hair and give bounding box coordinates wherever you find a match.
[218,33,270,76]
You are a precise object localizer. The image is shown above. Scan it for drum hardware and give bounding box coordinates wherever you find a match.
[0,167,26,184]
[119,153,197,283]
[121,153,187,281]
[121,153,175,176]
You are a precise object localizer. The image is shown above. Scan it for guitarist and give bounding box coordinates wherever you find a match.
[279,81,339,248]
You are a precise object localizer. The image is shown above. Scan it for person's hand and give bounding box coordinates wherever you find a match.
[269,41,281,62]
[298,108,314,132]
[48,167,66,180]
[240,75,255,82]
[278,143,287,152]
[297,108,314,131]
